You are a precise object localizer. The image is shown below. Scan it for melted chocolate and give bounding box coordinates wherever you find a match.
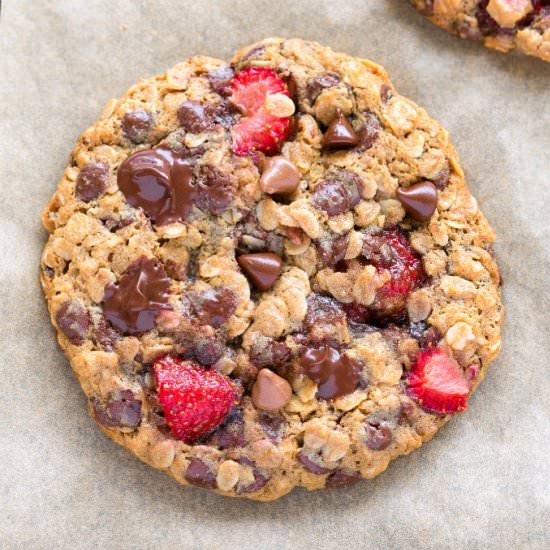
[102,256,171,335]
[117,146,196,225]
[299,343,361,400]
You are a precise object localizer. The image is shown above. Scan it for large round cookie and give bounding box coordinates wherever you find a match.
[411,1,550,62]
[41,38,503,501]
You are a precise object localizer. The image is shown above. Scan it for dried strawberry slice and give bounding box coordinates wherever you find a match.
[230,67,292,155]
[405,347,470,414]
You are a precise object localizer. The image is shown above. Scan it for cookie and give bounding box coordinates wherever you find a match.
[411,1,550,62]
[40,38,503,501]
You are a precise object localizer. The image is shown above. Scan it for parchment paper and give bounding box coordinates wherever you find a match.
[1,1,549,548]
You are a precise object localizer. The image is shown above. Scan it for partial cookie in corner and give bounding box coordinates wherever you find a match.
[40,37,504,501]
[411,0,550,62]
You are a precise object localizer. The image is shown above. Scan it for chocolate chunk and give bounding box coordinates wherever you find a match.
[325,469,362,489]
[55,301,90,345]
[257,413,284,442]
[240,45,266,62]
[117,146,196,225]
[93,314,120,351]
[252,369,292,411]
[75,162,109,202]
[365,415,393,450]
[417,0,434,16]
[304,294,347,343]
[207,408,246,449]
[431,164,451,190]
[476,1,500,36]
[102,256,171,335]
[379,84,393,104]
[249,335,290,369]
[195,166,234,214]
[207,65,235,97]
[297,452,330,475]
[305,73,340,104]
[235,457,269,494]
[396,181,437,222]
[321,109,359,150]
[260,156,300,195]
[237,253,282,291]
[177,100,217,133]
[316,232,350,268]
[191,337,225,367]
[312,170,363,216]
[299,343,361,400]
[189,286,238,328]
[121,110,152,143]
[355,111,380,152]
[184,458,217,489]
[285,73,298,102]
[93,390,142,429]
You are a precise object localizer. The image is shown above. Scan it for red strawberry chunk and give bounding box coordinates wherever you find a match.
[230,67,291,155]
[358,228,425,322]
[154,356,238,443]
[406,347,470,415]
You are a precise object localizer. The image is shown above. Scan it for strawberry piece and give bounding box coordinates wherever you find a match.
[230,67,291,155]
[153,355,238,443]
[364,228,426,321]
[405,347,470,415]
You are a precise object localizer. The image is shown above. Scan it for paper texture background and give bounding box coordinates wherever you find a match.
[1,1,549,548]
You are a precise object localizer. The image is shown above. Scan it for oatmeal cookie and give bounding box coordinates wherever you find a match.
[40,38,503,501]
[411,0,550,62]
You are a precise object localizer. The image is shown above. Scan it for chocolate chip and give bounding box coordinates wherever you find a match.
[75,162,109,202]
[121,110,152,143]
[305,73,340,104]
[207,408,246,449]
[355,111,380,152]
[207,65,235,97]
[249,335,290,369]
[102,256,171,335]
[93,390,142,429]
[299,343,361,400]
[189,286,238,328]
[312,170,363,216]
[260,156,300,195]
[55,301,90,345]
[297,452,330,475]
[321,109,359,150]
[365,415,393,450]
[252,369,292,411]
[316,232,350,268]
[117,146,196,225]
[177,100,217,133]
[195,166,234,214]
[396,181,437,222]
[185,458,217,489]
[237,253,282,291]
[325,469,362,489]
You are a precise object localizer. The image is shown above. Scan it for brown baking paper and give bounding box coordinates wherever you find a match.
[1,0,549,548]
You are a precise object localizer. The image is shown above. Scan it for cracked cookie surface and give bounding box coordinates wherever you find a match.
[41,37,503,501]
[411,0,550,62]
